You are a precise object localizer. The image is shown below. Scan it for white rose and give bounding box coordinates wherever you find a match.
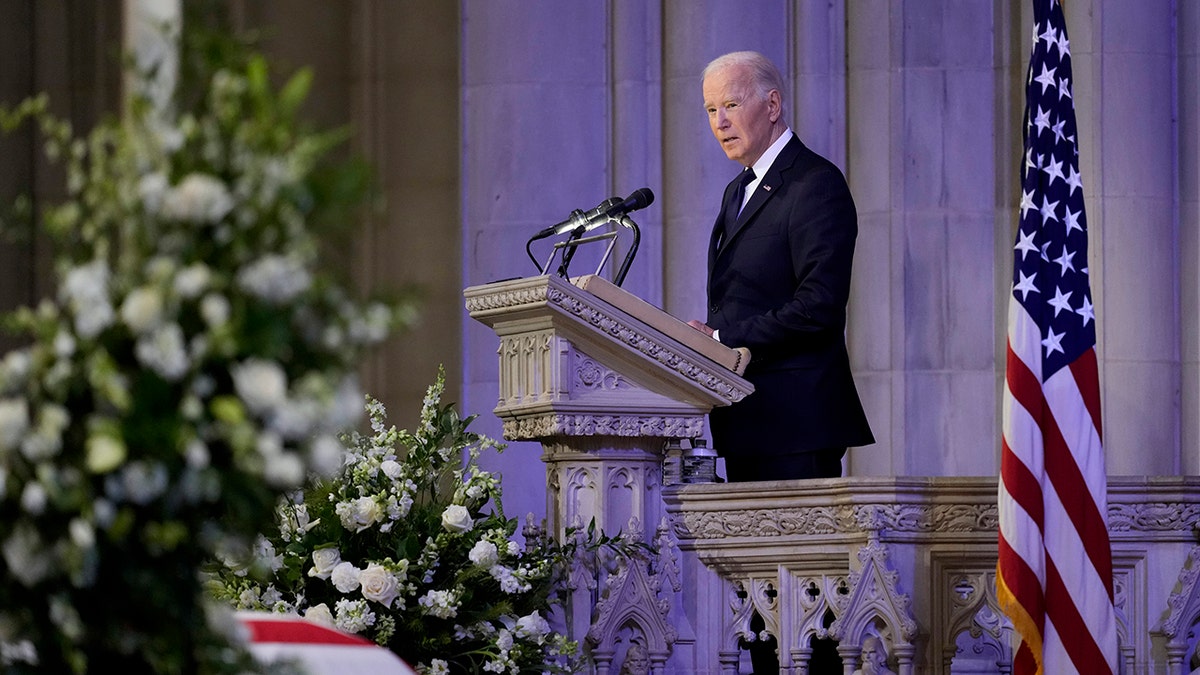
[119,286,164,334]
[304,603,335,628]
[358,563,401,609]
[232,359,288,415]
[468,540,499,569]
[330,561,361,593]
[337,496,382,533]
[441,504,474,533]
[379,459,403,479]
[309,548,342,580]
[516,611,551,640]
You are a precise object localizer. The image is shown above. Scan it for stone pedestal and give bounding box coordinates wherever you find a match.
[465,272,751,671]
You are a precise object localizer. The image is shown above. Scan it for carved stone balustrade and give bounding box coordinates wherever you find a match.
[466,276,1200,674]
[661,475,1200,675]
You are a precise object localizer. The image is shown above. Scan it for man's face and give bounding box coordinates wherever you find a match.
[702,64,780,167]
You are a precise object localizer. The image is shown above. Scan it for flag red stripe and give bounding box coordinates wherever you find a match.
[1039,393,1113,599]
[1015,640,1038,675]
[1069,349,1102,442]
[1006,342,1110,596]
[998,534,1045,632]
[1000,436,1044,532]
[242,618,373,646]
[1045,556,1111,673]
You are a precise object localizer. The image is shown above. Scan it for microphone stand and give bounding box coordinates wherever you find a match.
[528,215,642,288]
[613,215,640,287]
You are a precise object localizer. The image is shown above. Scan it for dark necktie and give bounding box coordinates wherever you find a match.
[719,168,756,246]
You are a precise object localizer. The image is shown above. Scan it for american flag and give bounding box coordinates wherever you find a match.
[996,1,1117,674]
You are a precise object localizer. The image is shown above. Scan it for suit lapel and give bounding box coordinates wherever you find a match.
[709,173,745,271]
[710,133,806,257]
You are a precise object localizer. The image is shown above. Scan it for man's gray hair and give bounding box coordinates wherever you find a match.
[702,51,787,112]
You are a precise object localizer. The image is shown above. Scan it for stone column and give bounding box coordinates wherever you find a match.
[845,0,1006,476]
[462,0,617,523]
[1180,0,1200,469]
[1067,0,1180,474]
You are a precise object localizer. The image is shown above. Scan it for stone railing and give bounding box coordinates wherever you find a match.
[464,276,1200,674]
[653,475,1200,674]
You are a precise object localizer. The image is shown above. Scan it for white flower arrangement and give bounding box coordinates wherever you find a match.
[207,370,640,673]
[0,34,407,675]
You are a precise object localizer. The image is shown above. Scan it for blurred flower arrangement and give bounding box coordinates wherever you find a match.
[207,369,637,674]
[0,25,408,675]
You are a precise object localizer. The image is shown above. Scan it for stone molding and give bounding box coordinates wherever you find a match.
[666,479,1200,542]
[502,413,705,440]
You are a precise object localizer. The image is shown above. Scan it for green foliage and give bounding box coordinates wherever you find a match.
[0,18,411,675]
[208,368,645,673]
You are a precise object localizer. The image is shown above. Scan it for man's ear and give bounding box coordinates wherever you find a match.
[767,89,782,123]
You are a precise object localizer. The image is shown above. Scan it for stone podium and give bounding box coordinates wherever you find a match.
[464,273,752,672]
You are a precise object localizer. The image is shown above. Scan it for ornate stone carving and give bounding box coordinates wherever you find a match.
[542,285,751,403]
[573,354,629,392]
[464,283,549,313]
[586,521,678,669]
[670,503,1002,541]
[1107,503,1200,532]
[503,413,704,440]
[829,541,920,673]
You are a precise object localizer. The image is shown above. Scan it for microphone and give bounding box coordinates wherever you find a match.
[533,188,655,239]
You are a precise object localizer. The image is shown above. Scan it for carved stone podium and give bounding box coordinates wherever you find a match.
[464,273,752,671]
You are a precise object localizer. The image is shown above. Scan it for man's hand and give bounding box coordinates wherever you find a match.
[687,320,715,338]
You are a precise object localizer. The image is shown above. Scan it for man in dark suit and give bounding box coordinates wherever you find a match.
[688,51,874,483]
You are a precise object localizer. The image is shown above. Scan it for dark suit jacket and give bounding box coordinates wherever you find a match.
[707,134,874,457]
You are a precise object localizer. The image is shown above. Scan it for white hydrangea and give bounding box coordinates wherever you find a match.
[199,293,230,328]
[237,254,311,304]
[134,324,190,380]
[138,171,169,213]
[173,263,212,299]
[19,483,47,515]
[160,173,234,224]
[60,260,114,338]
[263,450,304,489]
[112,461,169,505]
[0,351,32,392]
[0,398,30,452]
[231,359,288,415]
[308,434,345,478]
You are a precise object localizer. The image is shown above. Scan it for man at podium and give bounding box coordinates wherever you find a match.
[688,50,874,483]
